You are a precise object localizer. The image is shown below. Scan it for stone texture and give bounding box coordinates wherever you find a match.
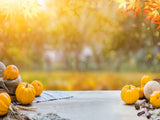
[18,91,147,120]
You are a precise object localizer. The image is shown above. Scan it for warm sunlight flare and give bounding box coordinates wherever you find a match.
[0,0,40,20]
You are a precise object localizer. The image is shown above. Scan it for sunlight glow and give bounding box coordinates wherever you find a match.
[0,0,40,20]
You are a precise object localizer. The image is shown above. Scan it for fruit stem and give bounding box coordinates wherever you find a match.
[129,85,131,90]
[25,83,28,88]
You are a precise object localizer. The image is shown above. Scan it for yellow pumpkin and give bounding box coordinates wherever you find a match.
[4,65,19,80]
[0,92,11,116]
[141,75,152,87]
[31,80,43,96]
[150,91,160,108]
[137,87,144,99]
[15,82,36,105]
[121,85,139,104]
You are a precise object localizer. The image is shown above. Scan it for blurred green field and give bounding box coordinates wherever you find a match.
[20,71,160,90]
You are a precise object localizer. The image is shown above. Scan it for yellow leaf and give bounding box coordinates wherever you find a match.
[147,27,150,30]
[141,23,145,27]
[155,31,159,37]
[27,28,31,32]
[147,54,152,59]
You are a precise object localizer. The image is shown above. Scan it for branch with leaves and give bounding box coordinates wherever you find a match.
[115,0,160,29]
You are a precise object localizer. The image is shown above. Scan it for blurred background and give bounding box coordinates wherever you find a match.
[0,0,160,90]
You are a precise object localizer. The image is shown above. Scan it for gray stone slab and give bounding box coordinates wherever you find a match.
[19,91,147,120]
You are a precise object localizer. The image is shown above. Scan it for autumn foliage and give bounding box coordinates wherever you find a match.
[117,0,160,29]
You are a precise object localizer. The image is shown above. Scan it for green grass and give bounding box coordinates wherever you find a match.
[20,71,160,90]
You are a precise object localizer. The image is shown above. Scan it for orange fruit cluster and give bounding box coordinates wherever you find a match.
[121,75,160,108]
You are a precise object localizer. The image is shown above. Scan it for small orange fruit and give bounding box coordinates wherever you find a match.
[121,85,139,104]
[16,82,36,105]
[31,80,43,96]
[0,92,11,116]
[141,75,152,87]
[137,87,144,99]
[4,65,19,80]
[150,91,160,108]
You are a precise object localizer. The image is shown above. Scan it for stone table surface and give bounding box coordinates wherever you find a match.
[21,91,147,120]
